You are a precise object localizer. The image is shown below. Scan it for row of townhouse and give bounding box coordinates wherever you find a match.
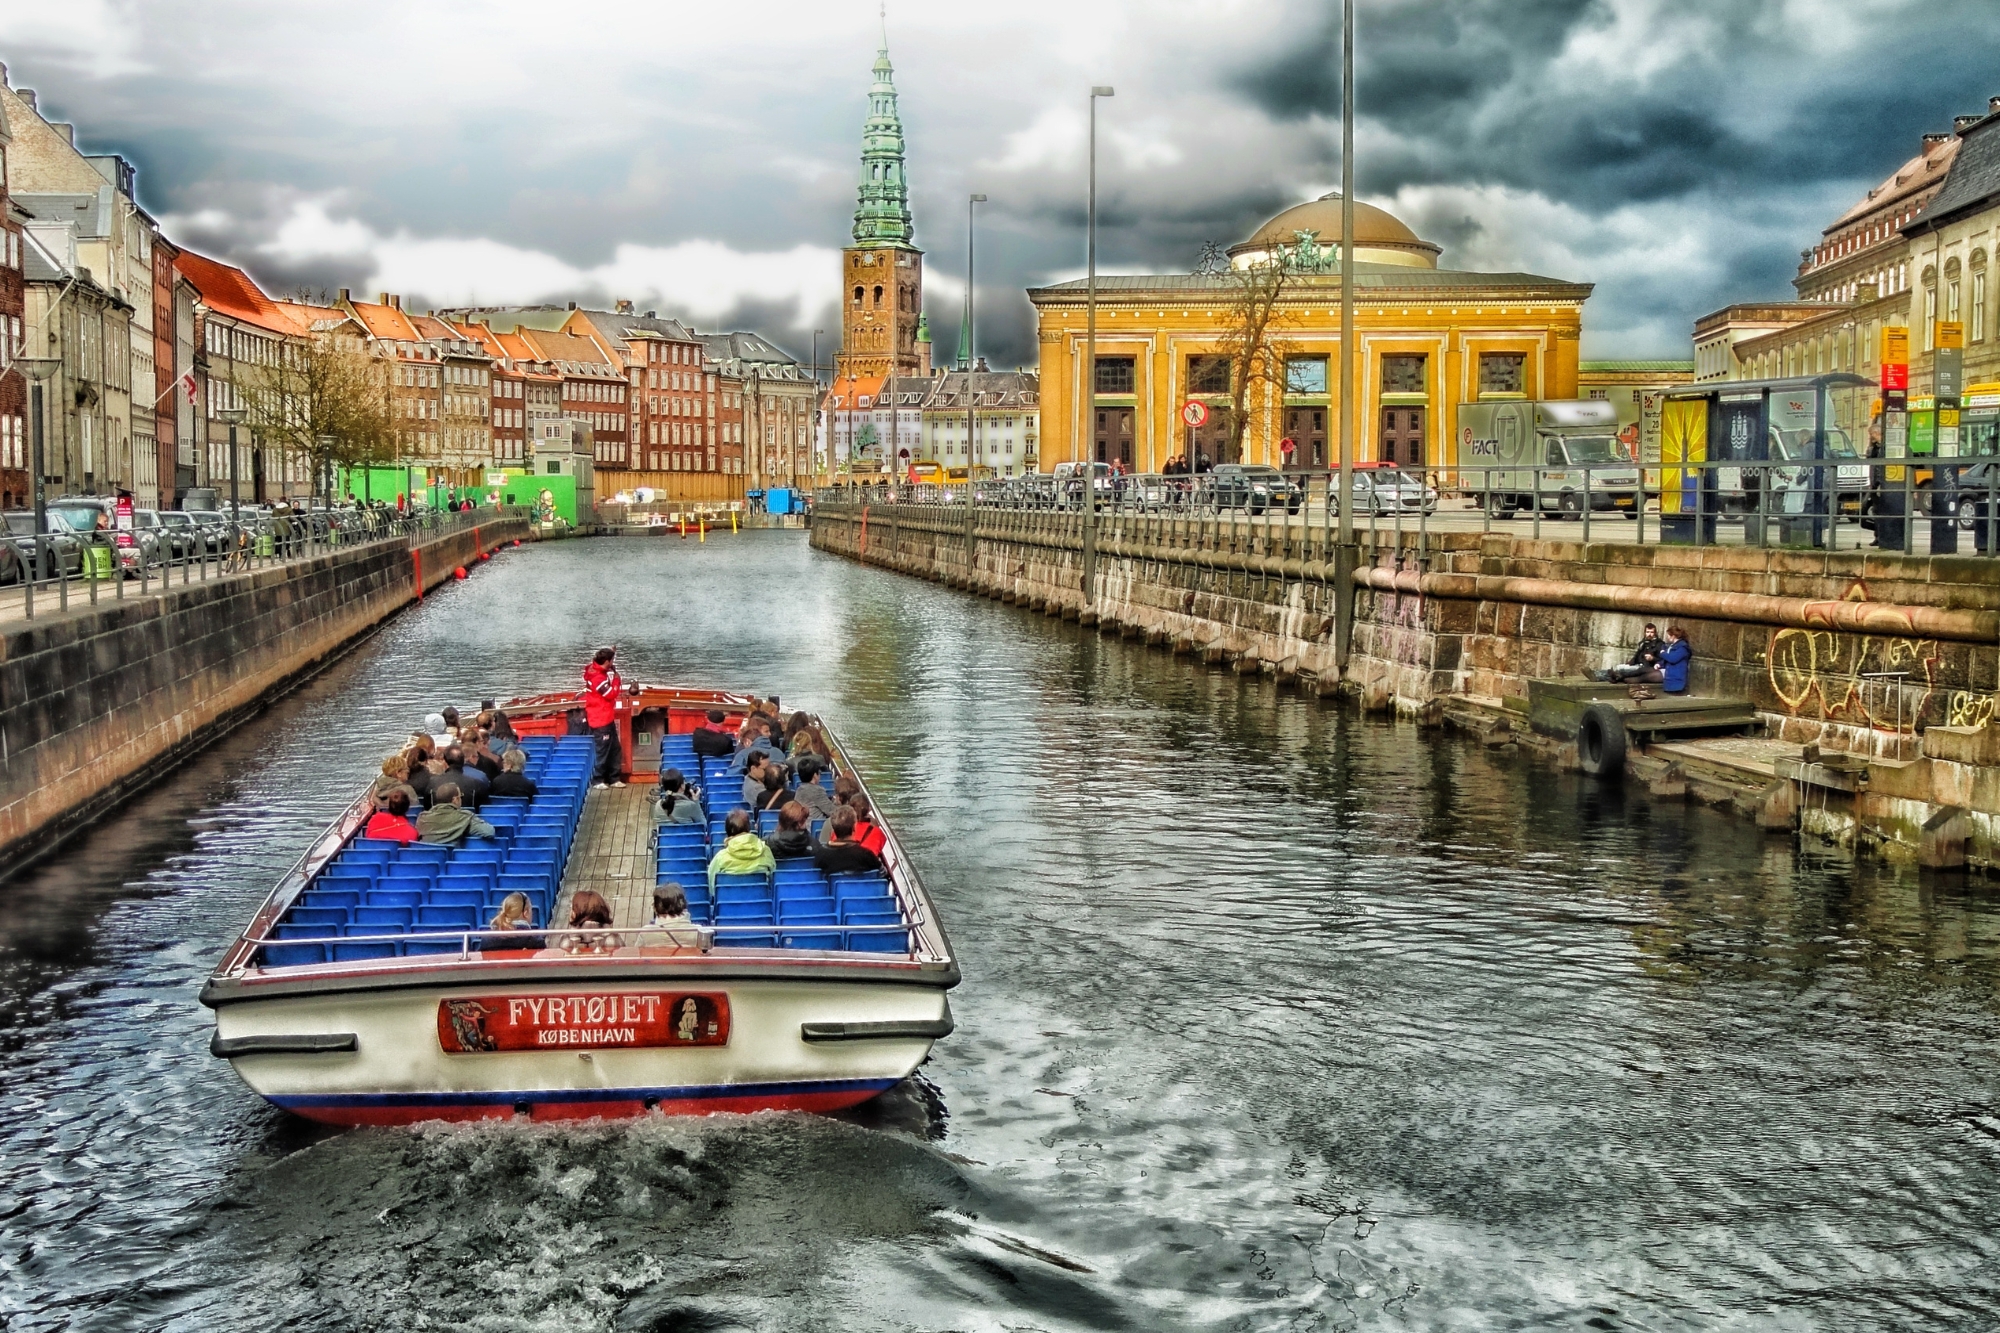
[1694,95,2000,465]
[819,361,1041,478]
[0,62,817,515]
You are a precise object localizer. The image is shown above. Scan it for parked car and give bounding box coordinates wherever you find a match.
[1206,464,1303,514]
[1123,473,1184,511]
[111,511,174,574]
[156,510,209,556]
[2,510,87,576]
[1342,467,1438,517]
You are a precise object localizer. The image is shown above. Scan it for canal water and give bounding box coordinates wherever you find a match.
[3,532,1998,1332]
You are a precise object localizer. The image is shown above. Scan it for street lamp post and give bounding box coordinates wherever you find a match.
[220,407,246,558]
[965,192,987,556]
[1333,0,1358,670]
[17,357,61,581]
[1083,86,1113,612]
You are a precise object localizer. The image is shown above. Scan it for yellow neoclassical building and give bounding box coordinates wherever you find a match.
[1028,194,1592,472]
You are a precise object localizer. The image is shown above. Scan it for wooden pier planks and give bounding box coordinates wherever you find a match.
[553,785,658,930]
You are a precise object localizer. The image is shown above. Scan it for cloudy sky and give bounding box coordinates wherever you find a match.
[6,0,1998,369]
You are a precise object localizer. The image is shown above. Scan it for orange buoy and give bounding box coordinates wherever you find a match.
[511,539,521,548]
[454,566,468,580]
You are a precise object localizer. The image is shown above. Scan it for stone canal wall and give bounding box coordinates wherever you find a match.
[0,517,530,869]
[810,502,2000,868]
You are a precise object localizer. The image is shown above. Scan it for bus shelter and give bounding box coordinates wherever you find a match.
[1660,374,1874,548]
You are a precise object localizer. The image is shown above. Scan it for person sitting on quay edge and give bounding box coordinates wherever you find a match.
[416,781,496,846]
[690,709,736,760]
[654,768,705,826]
[708,808,776,886]
[487,748,539,799]
[1658,626,1693,695]
[812,807,883,875]
[440,745,489,806]
[764,802,815,859]
[1596,623,1666,684]
[364,790,421,843]
[791,755,838,822]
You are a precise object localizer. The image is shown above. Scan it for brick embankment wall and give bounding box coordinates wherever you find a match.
[810,503,1999,756]
[0,519,530,870]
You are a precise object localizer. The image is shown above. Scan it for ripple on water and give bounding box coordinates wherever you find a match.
[1,533,1999,1331]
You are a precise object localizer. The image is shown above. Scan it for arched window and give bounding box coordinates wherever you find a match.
[853,286,864,306]
[873,285,884,307]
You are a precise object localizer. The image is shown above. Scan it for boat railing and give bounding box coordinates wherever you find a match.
[250,920,922,965]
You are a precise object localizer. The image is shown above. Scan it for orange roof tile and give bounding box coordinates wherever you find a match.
[346,299,423,343]
[175,250,304,337]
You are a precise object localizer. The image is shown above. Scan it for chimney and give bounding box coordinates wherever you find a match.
[615,299,633,314]
[1991,96,2000,115]
[55,123,74,146]
[1957,115,1982,133]
[1923,131,1950,147]
[567,300,577,311]
[18,89,34,112]
[0,62,9,88]
[377,292,391,306]
[336,287,351,304]
[645,310,656,318]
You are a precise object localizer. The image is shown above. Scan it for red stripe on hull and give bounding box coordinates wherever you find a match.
[286,1085,887,1127]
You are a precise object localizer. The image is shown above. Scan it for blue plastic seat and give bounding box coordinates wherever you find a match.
[303,889,361,910]
[379,875,434,899]
[263,942,327,966]
[331,940,397,961]
[431,890,485,910]
[404,937,466,956]
[355,905,413,928]
[781,928,843,950]
[778,899,836,923]
[418,904,479,929]
[437,875,492,899]
[840,899,899,923]
[497,872,551,897]
[713,872,772,893]
[274,922,337,940]
[318,873,375,897]
[716,901,774,923]
[716,883,770,904]
[847,928,911,953]
[287,906,348,928]
[367,889,423,910]
[831,874,890,898]
[350,839,407,853]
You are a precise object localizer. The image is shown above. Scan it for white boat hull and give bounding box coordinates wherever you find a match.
[211,968,952,1125]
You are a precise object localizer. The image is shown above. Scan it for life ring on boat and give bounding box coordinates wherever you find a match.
[1577,703,1626,780]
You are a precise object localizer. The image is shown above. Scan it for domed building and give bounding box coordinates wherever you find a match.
[1027,193,1592,472]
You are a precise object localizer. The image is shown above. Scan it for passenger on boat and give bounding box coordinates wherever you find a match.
[756,765,793,813]
[363,790,421,844]
[812,807,883,874]
[372,755,420,811]
[844,793,889,857]
[441,746,490,805]
[792,755,837,821]
[487,748,540,799]
[408,751,447,807]
[583,647,633,788]
[415,782,497,845]
[729,722,784,775]
[441,705,462,739]
[463,727,503,780]
[566,890,619,953]
[830,773,861,809]
[764,802,815,859]
[485,711,521,761]
[782,711,813,754]
[690,709,736,760]
[654,768,705,826]
[488,892,542,949]
[740,752,774,809]
[650,884,701,947]
[709,809,776,885]
[424,712,452,747]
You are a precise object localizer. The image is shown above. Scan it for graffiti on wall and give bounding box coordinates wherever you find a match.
[1767,581,1945,733]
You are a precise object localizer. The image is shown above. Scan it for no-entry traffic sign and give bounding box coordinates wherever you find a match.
[1181,400,1209,428]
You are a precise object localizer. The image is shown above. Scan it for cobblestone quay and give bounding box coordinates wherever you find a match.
[811,501,2000,866]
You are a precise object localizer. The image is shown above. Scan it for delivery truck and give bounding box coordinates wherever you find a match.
[1457,400,1643,518]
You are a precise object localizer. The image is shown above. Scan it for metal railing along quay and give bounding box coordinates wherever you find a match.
[0,507,520,626]
[817,457,2000,559]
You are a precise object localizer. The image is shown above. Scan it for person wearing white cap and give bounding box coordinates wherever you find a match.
[424,712,452,747]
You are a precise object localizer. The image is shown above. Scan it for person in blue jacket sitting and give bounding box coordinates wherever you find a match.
[1658,626,1692,694]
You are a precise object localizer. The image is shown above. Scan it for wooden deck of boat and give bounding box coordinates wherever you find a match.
[554,785,659,930]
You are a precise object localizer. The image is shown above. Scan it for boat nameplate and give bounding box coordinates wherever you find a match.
[436,992,730,1053]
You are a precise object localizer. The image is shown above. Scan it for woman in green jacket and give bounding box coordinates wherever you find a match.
[708,808,775,886]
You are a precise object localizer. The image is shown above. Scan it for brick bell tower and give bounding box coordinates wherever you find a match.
[836,32,923,382]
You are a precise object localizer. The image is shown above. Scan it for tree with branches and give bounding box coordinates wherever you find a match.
[1214,250,1300,464]
[238,332,397,500]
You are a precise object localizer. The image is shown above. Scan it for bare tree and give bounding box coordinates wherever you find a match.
[238,332,396,499]
[1214,253,1299,464]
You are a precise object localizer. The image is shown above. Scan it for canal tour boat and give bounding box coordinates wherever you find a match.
[200,687,958,1126]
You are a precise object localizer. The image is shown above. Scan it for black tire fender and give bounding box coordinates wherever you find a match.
[1578,703,1627,779]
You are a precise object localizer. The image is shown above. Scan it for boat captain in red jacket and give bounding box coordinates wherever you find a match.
[583,646,636,787]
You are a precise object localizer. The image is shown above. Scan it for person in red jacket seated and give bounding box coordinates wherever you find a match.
[364,790,420,843]
[582,646,636,788]
[844,792,889,858]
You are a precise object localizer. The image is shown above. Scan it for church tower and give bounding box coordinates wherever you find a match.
[836,35,923,382]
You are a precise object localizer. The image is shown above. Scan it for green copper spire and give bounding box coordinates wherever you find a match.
[915,311,931,344]
[956,290,971,370]
[851,31,915,248]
